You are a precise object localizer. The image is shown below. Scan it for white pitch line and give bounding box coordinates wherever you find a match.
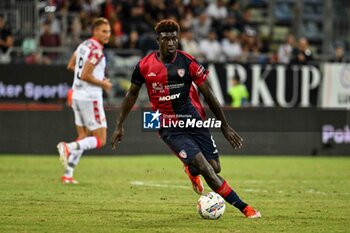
[131,181,271,193]
[242,188,269,193]
[131,181,270,193]
[131,181,190,190]
[130,181,350,196]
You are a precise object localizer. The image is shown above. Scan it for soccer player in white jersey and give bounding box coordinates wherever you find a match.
[57,17,112,184]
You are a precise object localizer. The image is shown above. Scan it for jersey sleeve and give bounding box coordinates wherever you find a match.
[87,47,104,65]
[189,59,209,86]
[131,62,145,86]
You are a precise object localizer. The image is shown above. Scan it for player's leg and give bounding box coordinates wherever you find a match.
[191,129,236,187]
[63,127,106,154]
[66,127,105,150]
[91,126,107,147]
[64,99,107,152]
[61,126,107,184]
[207,158,224,183]
[190,153,261,218]
[159,128,204,194]
[62,125,88,184]
[190,129,261,218]
[208,158,221,174]
[57,98,84,168]
[58,99,107,184]
[184,128,222,183]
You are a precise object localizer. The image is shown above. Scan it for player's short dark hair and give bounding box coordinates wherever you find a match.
[92,17,109,30]
[155,19,180,35]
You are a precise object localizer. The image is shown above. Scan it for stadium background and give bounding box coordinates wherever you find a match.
[0,0,349,155]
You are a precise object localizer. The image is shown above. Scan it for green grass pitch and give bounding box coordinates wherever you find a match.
[0,155,349,233]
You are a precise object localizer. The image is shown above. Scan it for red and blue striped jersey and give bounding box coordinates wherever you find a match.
[132,50,208,121]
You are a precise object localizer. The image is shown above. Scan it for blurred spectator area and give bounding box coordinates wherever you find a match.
[0,0,349,66]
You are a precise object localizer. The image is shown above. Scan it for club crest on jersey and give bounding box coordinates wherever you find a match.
[177,68,185,77]
[179,150,187,158]
[90,56,98,65]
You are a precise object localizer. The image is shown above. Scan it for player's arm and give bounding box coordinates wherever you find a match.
[67,52,76,72]
[80,61,112,92]
[198,80,243,149]
[111,83,142,149]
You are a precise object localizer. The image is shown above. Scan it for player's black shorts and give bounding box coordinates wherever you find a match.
[159,127,219,165]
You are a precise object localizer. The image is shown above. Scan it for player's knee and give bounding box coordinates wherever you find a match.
[76,135,87,141]
[99,138,107,147]
[199,163,216,180]
[94,136,106,148]
[196,163,206,174]
[208,159,221,174]
[92,129,107,148]
[212,163,221,174]
[213,165,221,174]
[77,132,88,140]
[192,153,217,178]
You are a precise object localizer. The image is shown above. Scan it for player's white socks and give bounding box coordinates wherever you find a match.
[66,142,79,151]
[77,136,99,150]
[66,136,99,151]
[65,149,84,178]
[64,137,99,178]
[68,149,84,166]
[64,166,74,178]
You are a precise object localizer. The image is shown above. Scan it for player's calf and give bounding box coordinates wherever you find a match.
[215,180,261,218]
[65,136,103,151]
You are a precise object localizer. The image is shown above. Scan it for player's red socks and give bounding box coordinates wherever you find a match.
[215,180,248,211]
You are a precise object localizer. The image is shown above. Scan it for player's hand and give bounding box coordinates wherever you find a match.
[111,125,124,150]
[221,125,243,149]
[102,78,112,93]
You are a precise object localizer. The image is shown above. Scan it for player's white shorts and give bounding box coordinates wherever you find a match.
[72,98,107,131]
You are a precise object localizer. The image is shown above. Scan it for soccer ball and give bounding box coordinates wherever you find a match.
[197,192,226,219]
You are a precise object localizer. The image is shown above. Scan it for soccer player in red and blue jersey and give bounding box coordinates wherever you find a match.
[111,19,261,218]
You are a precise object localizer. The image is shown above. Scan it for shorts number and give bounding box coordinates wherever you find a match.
[211,136,217,148]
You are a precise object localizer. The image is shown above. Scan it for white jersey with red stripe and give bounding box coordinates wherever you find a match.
[72,38,106,101]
